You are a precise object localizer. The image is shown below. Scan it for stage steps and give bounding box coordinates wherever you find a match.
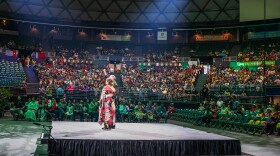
[23,67,40,94]
[230,44,241,56]
[195,74,208,92]
[113,72,123,88]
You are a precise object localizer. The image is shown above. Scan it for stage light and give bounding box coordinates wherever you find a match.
[147,32,153,37]
[172,31,178,36]
[2,19,6,25]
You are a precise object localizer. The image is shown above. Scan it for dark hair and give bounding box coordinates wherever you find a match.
[106,78,113,86]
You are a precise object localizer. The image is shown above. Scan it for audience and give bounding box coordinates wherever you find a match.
[122,65,201,100]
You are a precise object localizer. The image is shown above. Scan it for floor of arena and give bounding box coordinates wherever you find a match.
[0,117,280,156]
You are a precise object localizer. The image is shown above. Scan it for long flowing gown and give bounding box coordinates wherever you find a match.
[98,85,115,126]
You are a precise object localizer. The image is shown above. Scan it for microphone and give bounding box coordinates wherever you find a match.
[33,122,53,129]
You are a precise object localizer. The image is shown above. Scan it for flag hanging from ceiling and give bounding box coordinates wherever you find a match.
[5,49,18,57]
[32,52,46,59]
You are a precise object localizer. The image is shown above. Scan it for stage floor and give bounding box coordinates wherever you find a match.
[49,122,241,156]
[52,122,237,141]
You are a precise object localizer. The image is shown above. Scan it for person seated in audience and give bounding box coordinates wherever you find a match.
[266,108,278,135]
[256,108,266,117]
[82,101,89,121]
[57,99,66,121]
[10,103,25,120]
[156,103,167,123]
[25,97,39,121]
[227,104,233,114]
[73,100,83,122]
[37,99,47,122]
[88,100,98,122]
[167,103,175,118]
[134,102,145,122]
[48,100,58,120]
[236,106,244,116]
[119,101,130,122]
[220,104,228,114]
[216,98,223,109]
[56,86,65,96]
[250,104,258,113]
[198,103,205,111]
[65,102,74,120]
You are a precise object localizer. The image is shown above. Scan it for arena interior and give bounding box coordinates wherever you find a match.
[0,0,280,155]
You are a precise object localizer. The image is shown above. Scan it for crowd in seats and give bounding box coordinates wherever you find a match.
[238,40,280,61]
[0,38,42,52]
[34,60,108,96]
[0,60,26,87]
[96,46,136,57]
[264,65,280,85]
[207,65,264,87]
[188,42,231,57]
[172,98,280,136]
[237,49,279,61]
[52,44,90,60]
[121,65,201,100]
[143,47,181,62]
[10,96,174,123]
[207,64,280,89]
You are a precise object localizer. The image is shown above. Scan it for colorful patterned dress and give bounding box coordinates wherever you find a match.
[98,85,115,126]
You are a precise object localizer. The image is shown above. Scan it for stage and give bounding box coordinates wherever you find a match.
[48,122,241,156]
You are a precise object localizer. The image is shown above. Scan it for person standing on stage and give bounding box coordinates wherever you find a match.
[108,75,118,129]
[98,78,116,130]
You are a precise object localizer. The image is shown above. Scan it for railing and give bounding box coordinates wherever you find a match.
[209,84,263,92]
[210,94,265,104]
[122,56,144,62]
[0,76,25,87]
[0,86,26,96]
[92,55,201,63]
[92,55,109,61]
[46,87,200,102]
[213,56,237,62]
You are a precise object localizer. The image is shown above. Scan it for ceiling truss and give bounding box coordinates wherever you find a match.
[0,0,239,24]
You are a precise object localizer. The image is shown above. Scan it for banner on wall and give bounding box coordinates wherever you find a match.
[230,61,275,71]
[195,35,229,41]
[157,31,167,40]
[233,61,275,67]
[248,31,280,39]
[101,35,131,41]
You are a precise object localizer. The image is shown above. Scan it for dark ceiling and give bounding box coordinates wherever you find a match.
[0,0,239,25]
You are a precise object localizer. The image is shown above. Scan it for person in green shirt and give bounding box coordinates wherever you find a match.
[119,101,129,122]
[73,101,83,121]
[88,100,98,122]
[65,102,74,121]
[157,103,168,123]
[220,104,228,114]
[57,99,66,121]
[25,97,39,121]
[134,102,145,122]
